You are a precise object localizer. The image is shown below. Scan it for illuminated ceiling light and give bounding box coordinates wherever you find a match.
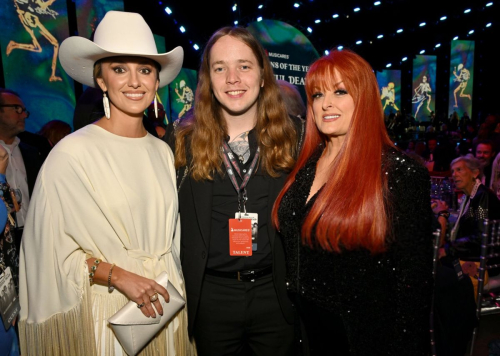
[374,1,381,5]
[338,45,344,50]
[397,28,403,33]
[469,29,474,34]
[354,7,361,12]
[486,2,493,6]
[332,13,339,18]
[193,44,199,50]
[164,7,172,14]
[386,63,392,68]
[402,57,407,61]
[232,4,237,11]
[315,19,321,23]
[435,43,441,47]
[464,8,471,13]
[179,26,186,33]
[440,16,447,20]
[420,49,425,54]
[419,22,426,27]
[377,34,384,39]
[258,4,263,9]
[307,27,313,33]
[324,50,330,55]
[234,20,239,25]
[356,40,362,44]
[453,36,459,40]
[294,3,300,8]
[486,22,492,27]
[257,16,263,22]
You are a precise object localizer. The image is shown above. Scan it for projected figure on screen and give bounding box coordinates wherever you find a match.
[380,82,399,111]
[412,75,432,118]
[174,80,194,118]
[5,0,62,82]
[452,64,471,108]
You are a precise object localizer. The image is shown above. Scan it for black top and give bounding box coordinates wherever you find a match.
[278,146,434,355]
[208,130,273,271]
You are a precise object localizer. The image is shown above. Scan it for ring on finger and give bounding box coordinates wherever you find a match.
[137,302,146,308]
[149,292,159,303]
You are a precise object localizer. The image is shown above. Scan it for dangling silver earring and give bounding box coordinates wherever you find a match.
[154,93,158,119]
[103,92,111,119]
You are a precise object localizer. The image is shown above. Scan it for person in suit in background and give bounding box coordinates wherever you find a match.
[0,88,43,252]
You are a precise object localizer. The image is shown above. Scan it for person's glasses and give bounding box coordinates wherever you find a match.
[0,104,30,118]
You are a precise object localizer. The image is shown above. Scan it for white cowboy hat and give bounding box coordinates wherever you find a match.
[59,11,183,88]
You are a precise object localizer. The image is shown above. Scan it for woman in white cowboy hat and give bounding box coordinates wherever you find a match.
[17,11,195,355]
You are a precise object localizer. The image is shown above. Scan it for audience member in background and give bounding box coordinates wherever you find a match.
[422,136,452,172]
[449,111,459,132]
[474,140,496,188]
[277,79,306,119]
[0,89,44,253]
[445,154,500,270]
[459,111,471,132]
[165,26,303,355]
[0,145,20,356]
[273,49,434,355]
[435,154,500,355]
[38,120,72,148]
[18,11,194,355]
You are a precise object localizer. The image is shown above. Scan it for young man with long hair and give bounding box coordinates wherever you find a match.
[165,27,303,355]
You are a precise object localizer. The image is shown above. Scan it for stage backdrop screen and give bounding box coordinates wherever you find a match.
[247,19,320,104]
[412,55,436,122]
[448,40,474,118]
[0,0,75,132]
[75,0,124,40]
[168,69,197,123]
[377,70,401,116]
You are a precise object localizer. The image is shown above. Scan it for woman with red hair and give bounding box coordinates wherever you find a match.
[273,49,434,355]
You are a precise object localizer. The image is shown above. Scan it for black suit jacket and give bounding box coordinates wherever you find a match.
[19,142,44,198]
[165,116,303,336]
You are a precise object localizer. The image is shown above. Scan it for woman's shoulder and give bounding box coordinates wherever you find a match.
[383,146,429,177]
[382,146,430,197]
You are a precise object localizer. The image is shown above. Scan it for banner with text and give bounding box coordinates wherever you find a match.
[247,19,319,104]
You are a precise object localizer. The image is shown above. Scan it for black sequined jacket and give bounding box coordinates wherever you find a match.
[278,146,434,355]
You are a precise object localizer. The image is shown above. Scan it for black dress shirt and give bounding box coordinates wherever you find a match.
[207,130,273,271]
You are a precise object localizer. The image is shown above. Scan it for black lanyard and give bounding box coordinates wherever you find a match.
[221,141,260,213]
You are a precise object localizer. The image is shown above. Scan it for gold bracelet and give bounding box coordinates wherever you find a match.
[108,264,116,293]
[88,258,102,286]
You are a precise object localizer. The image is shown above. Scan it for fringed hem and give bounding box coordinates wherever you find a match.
[19,271,97,356]
[19,272,196,356]
[138,307,196,356]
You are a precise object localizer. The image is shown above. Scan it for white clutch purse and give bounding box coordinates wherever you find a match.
[108,271,186,355]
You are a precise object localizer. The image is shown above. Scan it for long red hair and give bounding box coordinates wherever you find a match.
[272,49,394,253]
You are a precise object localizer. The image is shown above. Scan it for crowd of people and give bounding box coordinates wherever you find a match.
[1,9,499,356]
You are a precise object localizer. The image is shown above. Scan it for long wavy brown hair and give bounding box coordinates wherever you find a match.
[174,27,298,180]
[273,49,394,253]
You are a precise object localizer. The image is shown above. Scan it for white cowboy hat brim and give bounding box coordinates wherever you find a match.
[59,37,183,88]
[58,11,183,88]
